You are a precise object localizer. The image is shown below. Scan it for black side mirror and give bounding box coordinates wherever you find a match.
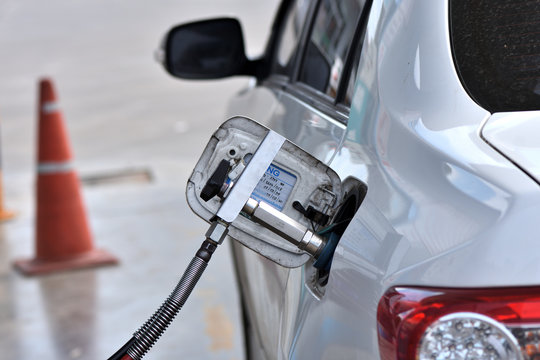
[162,18,251,80]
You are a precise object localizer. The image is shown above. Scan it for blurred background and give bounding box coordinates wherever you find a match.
[0,0,278,358]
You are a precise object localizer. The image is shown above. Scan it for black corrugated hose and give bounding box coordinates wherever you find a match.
[107,240,217,360]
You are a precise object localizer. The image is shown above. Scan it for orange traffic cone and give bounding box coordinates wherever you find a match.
[0,171,16,221]
[0,113,16,221]
[13,78,118,276]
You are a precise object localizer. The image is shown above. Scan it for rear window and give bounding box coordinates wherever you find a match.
[450,0,540,112]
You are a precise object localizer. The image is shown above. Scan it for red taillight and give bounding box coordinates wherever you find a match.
[377,286,540,360]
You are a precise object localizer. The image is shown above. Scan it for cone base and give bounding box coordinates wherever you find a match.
[13,248,118,276]
[0,210,16,221]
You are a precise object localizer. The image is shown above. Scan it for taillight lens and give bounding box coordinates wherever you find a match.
[418,312,521,359]
[377,287,540,360]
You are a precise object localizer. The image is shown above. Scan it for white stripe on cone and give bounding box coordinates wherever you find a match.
[42,101,60,114]
[37,161,73,174]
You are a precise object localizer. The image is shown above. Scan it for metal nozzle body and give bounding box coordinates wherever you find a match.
[242,198,325,257]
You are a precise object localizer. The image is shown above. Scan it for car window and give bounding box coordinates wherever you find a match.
[450,0,540,112]
[299,0,366,99]
[271,0,311,77]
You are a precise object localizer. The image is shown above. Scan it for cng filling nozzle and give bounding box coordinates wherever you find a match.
[200,158,328,259]
[110,128,310,360]
[109,120,339,359]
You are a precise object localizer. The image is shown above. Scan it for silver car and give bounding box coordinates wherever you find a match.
[162,0,540,359]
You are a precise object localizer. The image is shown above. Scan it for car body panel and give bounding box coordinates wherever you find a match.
[226,0,540,359]
[481,111,540,184]
[227,82,347,358]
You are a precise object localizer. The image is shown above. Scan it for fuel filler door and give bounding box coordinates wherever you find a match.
[186,116,342,268]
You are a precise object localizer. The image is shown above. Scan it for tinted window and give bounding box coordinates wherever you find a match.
[451,0,540,112]
[272,0,311,76]
[299,0,366,98]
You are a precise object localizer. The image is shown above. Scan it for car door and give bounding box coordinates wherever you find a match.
[226,0,372,358]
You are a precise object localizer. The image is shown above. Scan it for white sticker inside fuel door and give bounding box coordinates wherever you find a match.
[251,163,296,211]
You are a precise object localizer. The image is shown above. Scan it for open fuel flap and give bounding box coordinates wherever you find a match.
[186,116,343,268]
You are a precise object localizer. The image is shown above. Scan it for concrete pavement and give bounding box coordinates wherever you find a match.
[0,1,278,359]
